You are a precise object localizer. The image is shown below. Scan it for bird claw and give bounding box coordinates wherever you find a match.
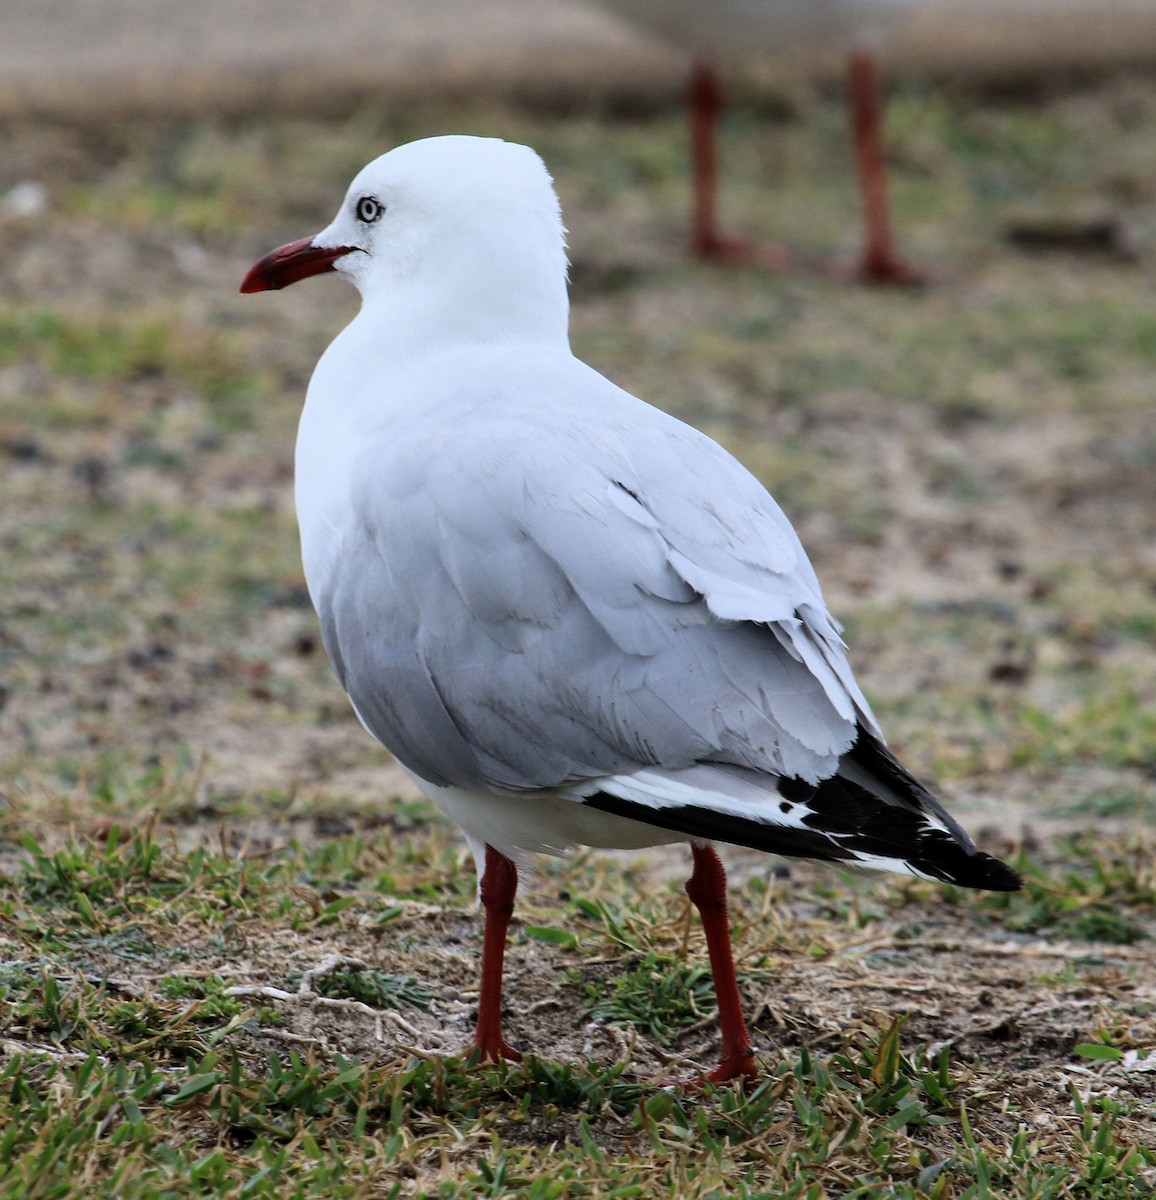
[844,251,927,288]
[625,1051,760,1091]
[692,232,801,273]
[469,1037,523,1066]
[695,232,924,287]
[700,1056,760,1088]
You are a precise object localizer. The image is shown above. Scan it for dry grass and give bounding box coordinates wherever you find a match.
[1,73,1155,1196]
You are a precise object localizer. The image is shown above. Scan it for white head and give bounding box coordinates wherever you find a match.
[242,135,570,355]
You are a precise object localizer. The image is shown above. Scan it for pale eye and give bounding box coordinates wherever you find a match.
[355,196,384,224]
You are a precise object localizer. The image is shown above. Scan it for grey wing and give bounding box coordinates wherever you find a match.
[319,399,878,793]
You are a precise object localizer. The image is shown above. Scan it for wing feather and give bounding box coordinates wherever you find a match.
[313,353,877,795]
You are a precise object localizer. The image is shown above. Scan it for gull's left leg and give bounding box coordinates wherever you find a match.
[688,59,796,271]
[685,842,759,1083]
[847,44,921,286]
[473,843,522,1063]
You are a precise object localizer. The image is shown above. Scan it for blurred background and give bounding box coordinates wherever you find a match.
[3,0,1153,833]
[5,0,1156,116]
[1,2,1155,1190]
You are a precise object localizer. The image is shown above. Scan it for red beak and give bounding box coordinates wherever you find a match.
[240,237,356,293]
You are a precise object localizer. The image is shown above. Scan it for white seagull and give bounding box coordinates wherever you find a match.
[241,135,1018,1082]
[595,0,921,283]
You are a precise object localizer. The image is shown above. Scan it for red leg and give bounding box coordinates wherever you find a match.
[689,58,727,260]
[685,843,758,1083]
[472,844,522,1064]
[847,46,920,286]
[688,60,794,270]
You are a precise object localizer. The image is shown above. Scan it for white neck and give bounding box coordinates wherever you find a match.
[335,200,571,373]
[353,269,568,372]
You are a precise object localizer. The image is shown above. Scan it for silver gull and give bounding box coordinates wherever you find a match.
[241,134,1018,1081]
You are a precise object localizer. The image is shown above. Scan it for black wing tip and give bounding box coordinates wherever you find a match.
[866,825,1024,892]
[582,790,1024,893]
[951,851,1022,893]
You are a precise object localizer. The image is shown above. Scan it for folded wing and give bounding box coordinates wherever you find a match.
[319,357,875,794]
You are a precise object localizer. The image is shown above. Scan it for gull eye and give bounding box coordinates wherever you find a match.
[355,196,384,224]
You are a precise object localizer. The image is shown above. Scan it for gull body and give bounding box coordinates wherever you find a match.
[242,135,1018,1080]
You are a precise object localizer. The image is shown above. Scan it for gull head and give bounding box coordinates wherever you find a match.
[240,136,570,346]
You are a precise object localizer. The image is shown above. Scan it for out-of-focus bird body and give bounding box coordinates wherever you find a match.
[603,0,915,57]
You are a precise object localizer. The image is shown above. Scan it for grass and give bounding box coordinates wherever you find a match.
[2,70,1156,1196]
[577,951,719,1039]
[0,820,1153,1195]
